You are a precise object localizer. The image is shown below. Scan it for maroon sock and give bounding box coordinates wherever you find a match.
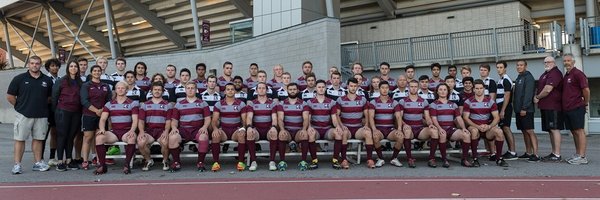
[247,140,256,162]
[366,145,374,160]
[309,142,318,160]
[471,139,479,158]
[197,140,209,163]
[278,141,287,161]
[300,140,309,161]
[495,140,504,161]
[439,142,447,160]
[403,140,413,159]
[211,143,220,162]
[375,147,384,160]
[237,143,246,162]
[341,144,348,160]
[429,139,439,160]
[169,148,181,163]
[95,145,106,166]
[333,140,342,160]
[269,140,278,161]
[124,144,135,167]
[461,142,470,159]
[392,147,400,159]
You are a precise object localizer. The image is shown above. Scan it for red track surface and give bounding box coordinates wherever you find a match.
[2,177,599,199]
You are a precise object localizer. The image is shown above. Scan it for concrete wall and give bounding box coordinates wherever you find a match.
[0,18,341,123]
[341,2,530,43]
[253,0,330,36]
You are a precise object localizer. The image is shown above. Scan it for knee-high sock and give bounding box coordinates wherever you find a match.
[197,140,209,163]
[211,143,220,162]
[170,148,181,163]
[309,142,318,160]
[471,139,479,158]
[247,140,256,162]
[375,147,384,160]
[439,142,447,160]
[237,143,246,163]
[429,139,439,160]
[269,140,278,161]
[495,140,504,161]
[366,145,374,160]
[95,145,106,166]
[341,144,348,160]
[403,140,413,159]
[278,141,287,161]
[300,140,309,161]
[50,148,56,159]
[333,140,342,160]
[461,142,470,159]
[124,144,135,167]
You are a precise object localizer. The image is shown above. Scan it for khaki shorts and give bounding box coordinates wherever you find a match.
[13,113,48,141]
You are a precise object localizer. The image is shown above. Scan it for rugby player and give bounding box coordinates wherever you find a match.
[367,81,403,168]
[211,83,248,171]
[336,78,371,169]
[246,82,278,171]
[277,83,312,170]
[137,82,173,171]
[306,80,341,169]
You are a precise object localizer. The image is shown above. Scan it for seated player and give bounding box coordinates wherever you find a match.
[368,80,404,168]
[246,82,278,171]
[94,81,139,175]
[137,82,173,171]
[306,80,341,169]
[211,83,248,171]
[336,78,371,169]
[277,83,312,170]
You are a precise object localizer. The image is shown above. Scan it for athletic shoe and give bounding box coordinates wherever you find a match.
[542,153,562,162]
[496,158,509,167]
[568,156,589,165]
[488,154,497,161]
[162,160,170,171]
[189,144,198,153]
[197,162,206,172]
[375,159,385,168]
[518,153,532,159]
[407,158,416,168]
[211,162,221,172]
[67,162,80,170]
[249,161,258,171]
[12,164,22,175]
[298,160,308,171]
[47,159,59,166]
[237,162,247,171]
[442,160,450,168]
[332,159,342,169]
[82,161,91,170]
[461,159,472,167]
[566,154,580,162]
[309,159,319,170]
[472,158,481,167]
[105,158,115,165]
[528,155,541,163]
[56,163,67,172]
[94,165,107,175]
[142,159,154,171]
[366,159,375,169]
[278,161,288,171]
[72,158,83,165]
[123,166,131,174]
[107,146,120,155]
[269,161,277,171]
[170,162,181,172]
[33,161,50,171]
[341,160,350,169]
[390,158,403,167]
[502,151,518,161]
[427,159,437,168]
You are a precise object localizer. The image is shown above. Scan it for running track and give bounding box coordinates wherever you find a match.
[1,177,599,199]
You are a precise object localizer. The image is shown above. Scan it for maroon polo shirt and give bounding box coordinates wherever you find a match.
[537,67,563,111]
[562,67,588,111]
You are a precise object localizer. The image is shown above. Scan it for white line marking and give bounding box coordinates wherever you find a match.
[0,178,599,189]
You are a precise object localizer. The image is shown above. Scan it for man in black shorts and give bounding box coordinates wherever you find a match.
[513,60,539,162]
[534,56,564,162]
[561,54,590,165]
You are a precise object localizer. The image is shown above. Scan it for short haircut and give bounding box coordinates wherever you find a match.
[418,75,429,81]
[448,65,457,71]
[151,81,164,90]
[346,77,358,85]
[124,70,135,78]
[517,59,528,66]
[250,63,258,68]
[207,75,217,82]
[180,68,191,76]
[409,79,419,84]
[257,70,267,75]
[302,61,313,67]
[115,57,126,65]
[77,58,88,63]
[185,81,197,88]
[496,61,507,68]
[282,72,291,77]
[353,73,364,79]
[353,62,363,70]
[306,72,316,80]
[444,75,455,81]
[430,63,441,70]
[96,56,108,63]
[224,82,235,89]
[316,79,327,86]
[473,79,485,87]
[44,58,61,71]
[223,61,233,68]
[462,76,474,83]
[461,65,471,73]
[89,65,101,73]
[379,62,390,68]
[233,75,243,82]
[479,64,490,71]
[331,71,341,78]
[379,80,389,88]
[287,82,298,89]
[196,63,206,70]
[166,64,176,71]
[405,65,415,72]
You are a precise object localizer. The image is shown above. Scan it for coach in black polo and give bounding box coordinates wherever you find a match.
[6,55,54,174]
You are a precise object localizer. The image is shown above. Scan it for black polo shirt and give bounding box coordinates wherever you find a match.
[7,71,53,118]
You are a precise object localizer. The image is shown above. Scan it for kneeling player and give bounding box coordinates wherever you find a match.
[94,81,139,175]
[336,78,370,169]
[246,82,278,171]
[368,80,404,168]
[137,82,173,171]
[212,83,248,171]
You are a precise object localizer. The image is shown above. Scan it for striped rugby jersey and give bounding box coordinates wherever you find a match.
[429,100,460,127]
[368,97,401,129]
[392,87,409,102]
[336,95,368,128]
[277,99,309,132]
[301,88,316,102]
[496,74,512,104]
[398,96,429,127]
[326,85,346,101]
[213,99,247,129]
[307,97,338,130]
[103,98,139,131]
[126,86,144,103]
[463,96,497,125]
[145,88,170,102]
[172,98,211,129]
[247,99,277,129]
[193,78,207,94]
[200,90,222,112]
[139,100,173,129]
[418,89,435,104]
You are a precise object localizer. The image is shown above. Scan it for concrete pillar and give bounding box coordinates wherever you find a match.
[2,20,14,69]
[564,0,577,44]
[326,0,335,18]
[103,0,117,59]
[44,9,56,58]
[190,0,202,49]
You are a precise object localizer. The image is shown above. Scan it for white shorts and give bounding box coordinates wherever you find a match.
[13,112,48,141]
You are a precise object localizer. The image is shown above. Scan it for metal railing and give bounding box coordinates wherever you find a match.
[341,23,561,69]
[581,16,600,54]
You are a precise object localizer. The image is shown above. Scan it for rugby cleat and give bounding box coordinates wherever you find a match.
[390,158,403,167]
[472,158,481,167]
[277,161,288,171]
[93,165,107,175]
[298,160,308,171]
[427,159,437,168]
[197,162,206,172]
[123,166,131,174]
[169,162,181,172]
[249,161,258,172]
[332,159,342,169]
[309,159,319,170]
[211,162,221,172]
[236,162,247,171]
[269,161,277,171]
[407,158,416,168]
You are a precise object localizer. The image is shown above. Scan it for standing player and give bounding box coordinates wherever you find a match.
[449,65,463,92]
[269,64,285,91]
[336,78,371,169]
[351,63,370,91]
[170,82,212,171]
[164,64,180,101]
[496,61,517,160]
[277,83,312,170]
[404,65,416,82]
[137,82,173,171]
[513,60,539,161]
[378,62,397,91]
[428,63,444,91]
[133,62,151,92]
[479,64,497,100]
[233,76,248,103]
[463,79,508,167]
[368,76,382,100]
[418,75,435,104]
[111,57,127,82]
[460,77,475,111]
[301,73,317,101]
[326,71,346,101]
[561,54,590,165]
[124,71,145,103]
[94,81,139,175]
[398,80,439,168]
[248,70,278,101]
[146,73,170,101]
[211,83,248,171]
[392,74,409,102]
[172,68,193,103]
[44,58,60,166]
[245,82,279,171]
[194,63,208,93]
[217,61,234,93]
[246,63,259,89]
[78,58,89,82]
[534,56,564,162]
[201,75,222,112]
[430,83,473,167]
[306,80,341,169]
[276,72,292,101]
[368,81,404,168]
[444,76,462,109]
[353,74,368,97]
[95,57,115,88]
[296,61,313,91]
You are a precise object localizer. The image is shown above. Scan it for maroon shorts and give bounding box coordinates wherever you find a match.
[222,127,238,139]
[441,126,458,139]
[348,127,360,139]
[179,127,200,142]
[315,128,330,139]
[255,127,270,140]
[112,129,129,141]
[286,128,300,140]
[376,126,394,137]
[411,126,425,138]
[146,128,164,140]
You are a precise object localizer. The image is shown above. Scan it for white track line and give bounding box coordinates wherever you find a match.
[0,178,599,189]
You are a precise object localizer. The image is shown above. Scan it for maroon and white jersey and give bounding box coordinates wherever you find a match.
[428,78,443,91]
[213,99,247,129]
[336,95,368,128]
[193,78,207,94]
[392,87,409,102]
[381,77,397,91]
[326,85,346,101]
[268,78,284,91]
[460,91,475,105]
[463,97,497,125]
[245,77,258,89]
[135,76,151,92]
[307,97,338,130]
[172,98,211,129]
[139,100,173,129]
[217,76,232,92]
[301,88,316,102]
[359,77,370,91]
[368,97,401,129]
[398,97,429,127]
[418,89,435,104]
[165,79,180,90]
[247,99,277,129]
[103,98,139,131]
[296,76,307,91]
[277,99,309,132]
[429,100,460,127]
